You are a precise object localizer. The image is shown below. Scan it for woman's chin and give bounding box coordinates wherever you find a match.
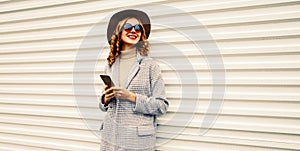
[124,40,139,45]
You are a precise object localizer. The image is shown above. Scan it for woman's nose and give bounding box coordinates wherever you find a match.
[130,27,136,33]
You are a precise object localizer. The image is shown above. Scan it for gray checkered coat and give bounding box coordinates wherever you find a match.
[99,51,169,151]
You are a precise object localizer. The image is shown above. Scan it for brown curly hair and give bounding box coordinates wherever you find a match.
[107,17,149,66]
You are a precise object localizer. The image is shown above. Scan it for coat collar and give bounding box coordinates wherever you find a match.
[109,50,144,88]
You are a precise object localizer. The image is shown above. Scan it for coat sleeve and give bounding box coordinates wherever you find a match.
[132,62,169,116]
[99,94,109,112]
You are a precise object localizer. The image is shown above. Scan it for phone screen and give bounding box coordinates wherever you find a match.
[100,75,115,87]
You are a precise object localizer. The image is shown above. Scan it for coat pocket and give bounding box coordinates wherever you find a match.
[137,125,155,136]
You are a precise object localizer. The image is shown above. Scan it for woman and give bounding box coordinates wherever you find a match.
[99,9,169,151]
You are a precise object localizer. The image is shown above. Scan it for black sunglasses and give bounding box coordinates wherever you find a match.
[123,23,142,33]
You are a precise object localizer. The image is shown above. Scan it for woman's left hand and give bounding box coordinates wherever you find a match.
[112,87,136,102]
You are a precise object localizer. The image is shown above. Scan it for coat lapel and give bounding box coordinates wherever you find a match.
[124,61,140,89]
[108,51,144,88]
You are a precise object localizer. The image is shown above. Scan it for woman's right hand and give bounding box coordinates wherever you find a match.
[102,85,114,106]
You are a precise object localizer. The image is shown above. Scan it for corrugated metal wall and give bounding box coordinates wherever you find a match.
[1,0,299,150]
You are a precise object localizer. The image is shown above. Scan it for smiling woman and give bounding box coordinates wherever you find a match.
[0,1,299,151]
[98,9,169,151]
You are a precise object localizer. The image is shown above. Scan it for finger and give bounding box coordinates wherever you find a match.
[104,87,113,95]
[106,92,115,98]
[114,93,119,98]
[107,92,115,98]
[104,94,115,103]
[113,91,118,97]
[105,96,114,103]
[104,85,111,90]
[112,87,122,91]
[104,98,110,105]
[115,92,123,98]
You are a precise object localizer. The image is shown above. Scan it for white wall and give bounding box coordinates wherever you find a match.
[0,0,299,150]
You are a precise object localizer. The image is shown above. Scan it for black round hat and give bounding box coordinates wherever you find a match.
[107,9,151,44]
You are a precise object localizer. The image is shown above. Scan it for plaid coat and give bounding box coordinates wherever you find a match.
[99,51,169,151]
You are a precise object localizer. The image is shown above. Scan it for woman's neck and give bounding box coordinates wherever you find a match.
[120,47,136,59]
[122,43,136,51]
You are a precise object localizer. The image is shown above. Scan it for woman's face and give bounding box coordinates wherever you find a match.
[121,18,142,46]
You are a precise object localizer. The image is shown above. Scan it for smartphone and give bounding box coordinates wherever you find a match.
[100,74,115,87]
